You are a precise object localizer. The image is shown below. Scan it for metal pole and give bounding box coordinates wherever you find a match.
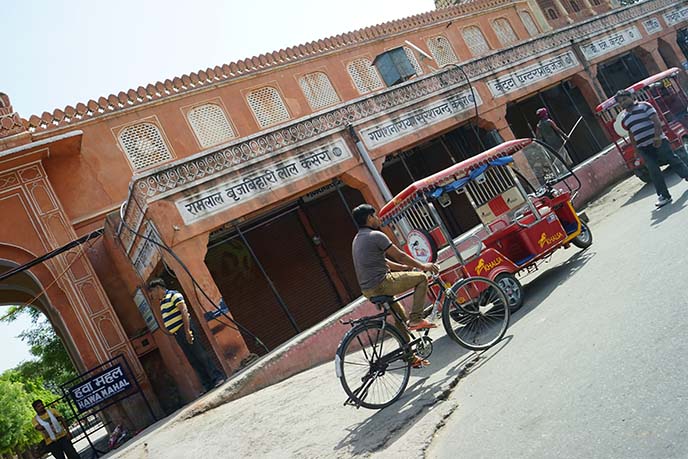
[234,223,300,333]
[60,387,101,459]
[560,81,603,151]
[347,125,393,202]
[398,151,416,180]
[333,179,356,229]
[427,201,465,266]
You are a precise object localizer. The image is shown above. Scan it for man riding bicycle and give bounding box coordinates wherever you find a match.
[351,204,440,365]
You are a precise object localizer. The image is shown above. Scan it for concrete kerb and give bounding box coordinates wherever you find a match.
[113,143,632,453]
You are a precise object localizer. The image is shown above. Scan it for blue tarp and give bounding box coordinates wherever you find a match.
[430,156,514,199]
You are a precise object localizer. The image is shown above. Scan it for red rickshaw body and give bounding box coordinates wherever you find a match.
[595,68,688,174]
[379,139,585,303]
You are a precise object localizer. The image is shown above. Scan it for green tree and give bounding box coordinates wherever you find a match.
[1,306,77,392]
[0,379,41,455]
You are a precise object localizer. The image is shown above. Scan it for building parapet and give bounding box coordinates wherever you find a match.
[114,0,682,257]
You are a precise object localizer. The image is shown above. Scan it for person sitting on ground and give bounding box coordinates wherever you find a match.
[351,204,440,367]
[32,399,80,459]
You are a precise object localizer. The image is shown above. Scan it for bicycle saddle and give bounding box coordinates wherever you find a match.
[369,295,394,305]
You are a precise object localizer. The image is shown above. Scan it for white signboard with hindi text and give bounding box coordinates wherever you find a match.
[360,89,483,149]
[579,26,641,60]
[642,18,662,35]
[486,52,579,97]
[176,139,353,224]
[663,6,688,26]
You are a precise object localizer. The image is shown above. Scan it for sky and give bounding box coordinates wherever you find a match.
[0,0,436,370]
[2,0,436,119]
[0,312,35,372]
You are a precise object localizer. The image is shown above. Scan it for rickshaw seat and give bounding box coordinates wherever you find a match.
[369,295,395,305]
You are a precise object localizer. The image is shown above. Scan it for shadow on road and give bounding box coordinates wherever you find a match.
[650,187,688,226]
[334,334,513,456]
[622,171,685,209]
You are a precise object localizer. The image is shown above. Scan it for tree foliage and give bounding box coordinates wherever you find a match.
[0,379,43,455]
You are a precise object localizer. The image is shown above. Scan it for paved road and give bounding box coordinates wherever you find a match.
[111,173,688,459]
[428,174,688,459]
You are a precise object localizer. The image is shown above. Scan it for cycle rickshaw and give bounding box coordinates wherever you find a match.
[335,138,589,409]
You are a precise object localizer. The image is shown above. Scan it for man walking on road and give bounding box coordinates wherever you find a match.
[616,89,688,208]
[147,278,225,392]
[351,204,440,367]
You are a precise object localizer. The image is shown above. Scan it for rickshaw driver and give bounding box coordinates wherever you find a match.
[615,89,688,208]
[351,204,441,345]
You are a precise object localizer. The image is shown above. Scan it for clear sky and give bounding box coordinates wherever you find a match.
[2,0,436,119]
[0,0,435,370]
[0,311,35,373]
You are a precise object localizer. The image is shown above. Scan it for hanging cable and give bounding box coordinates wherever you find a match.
[118,203,269,354]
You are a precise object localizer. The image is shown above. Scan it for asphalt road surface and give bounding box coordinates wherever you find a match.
[428,173,688,459]
[111,173,688,459]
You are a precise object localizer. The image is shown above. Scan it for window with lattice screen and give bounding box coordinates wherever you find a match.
[118,123,173,170]
[299,72,341,110]
[493,19,518,46]
[519,11,540,36]
[187,103,236,148]
[247,87,291,128]
[463,27,491,56]
[426,36,458,67]
[403,47,424,76]
[347,58,384,94]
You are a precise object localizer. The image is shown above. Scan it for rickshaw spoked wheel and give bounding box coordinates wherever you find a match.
[495,273,524,312]
[572,221,593,249]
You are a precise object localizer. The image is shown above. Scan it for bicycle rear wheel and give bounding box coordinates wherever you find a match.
[442,277,510,351]
[335,321,411,410]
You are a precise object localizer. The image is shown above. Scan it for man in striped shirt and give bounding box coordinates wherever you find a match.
[616,89,688,208]
[148,278,225,392]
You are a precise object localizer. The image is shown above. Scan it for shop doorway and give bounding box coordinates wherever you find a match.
[205,182,364,355]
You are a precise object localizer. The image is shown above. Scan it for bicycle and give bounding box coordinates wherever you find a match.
[335,274,509,410]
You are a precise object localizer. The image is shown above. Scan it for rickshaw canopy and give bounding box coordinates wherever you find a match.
[595,67,681,112]
[378,138,533,220]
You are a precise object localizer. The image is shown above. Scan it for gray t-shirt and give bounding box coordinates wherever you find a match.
[352,227,393,290]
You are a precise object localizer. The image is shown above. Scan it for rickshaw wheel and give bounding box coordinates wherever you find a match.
[495,273,524,312]
[572,221,593,249]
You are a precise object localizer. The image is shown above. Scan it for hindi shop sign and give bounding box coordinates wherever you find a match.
[176,139,353,224]
[359,89,483,150]
[68,364,132,413]
[642,18,663,35]
[486,52,579,98]
[663,6,688,26]
[579,26,641,60]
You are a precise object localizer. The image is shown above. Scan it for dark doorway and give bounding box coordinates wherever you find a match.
[597,52,649,97]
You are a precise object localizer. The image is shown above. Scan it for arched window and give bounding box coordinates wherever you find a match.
[462,27,491,56]
[570,0,581,12]
[493,18,518,46]
[118,123,173,170]
[299,72,340,110]
[519,11,540,36]
[347,58,384,94]
[187,103,236,148]
[403,47,424,76]
[547,8,559,20]
[247,87,291,128]
[426,36,458,67]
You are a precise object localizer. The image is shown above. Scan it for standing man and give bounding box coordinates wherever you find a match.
[616,89,688,208]
[535,107,573,165]
[351,204,440,367]
[31,399,80,459]
[147,278,225,392]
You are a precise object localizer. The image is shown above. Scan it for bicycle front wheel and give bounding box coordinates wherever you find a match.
[335,321,411,410]
[442,276,510,351]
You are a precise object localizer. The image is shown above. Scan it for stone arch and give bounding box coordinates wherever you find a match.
[0,245,98,372]
[658,37,682,68]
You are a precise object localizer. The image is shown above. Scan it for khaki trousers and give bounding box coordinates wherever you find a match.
[362,271,428,342]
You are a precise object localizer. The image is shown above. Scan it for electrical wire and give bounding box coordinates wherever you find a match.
[118,203,269,354]
[1,231,101,321]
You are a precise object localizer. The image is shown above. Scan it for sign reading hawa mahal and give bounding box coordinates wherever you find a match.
[0,0,687,429]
